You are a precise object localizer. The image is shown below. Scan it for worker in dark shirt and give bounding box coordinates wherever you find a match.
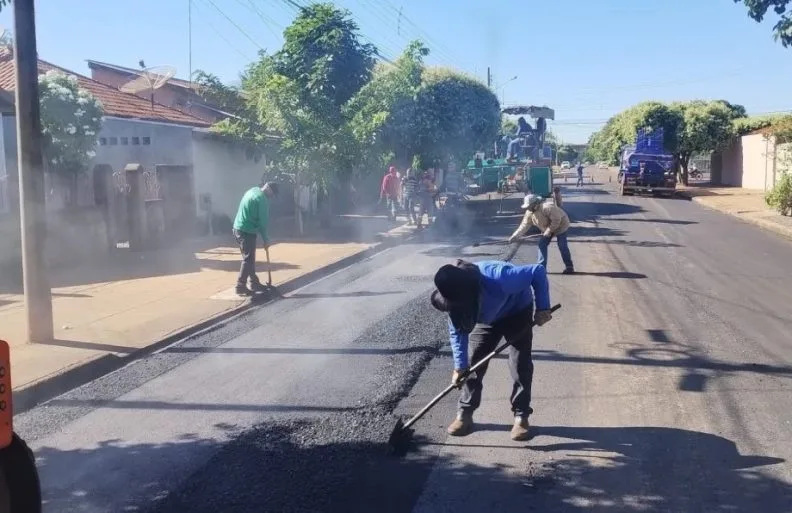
[430,259,553,441]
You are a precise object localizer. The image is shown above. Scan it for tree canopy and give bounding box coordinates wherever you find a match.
[586,100,742,183]
[734,0,792,47]
[38,70,103,176]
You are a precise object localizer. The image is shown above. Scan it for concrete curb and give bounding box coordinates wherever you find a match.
[13,228,415,414]
[680,192,792,242]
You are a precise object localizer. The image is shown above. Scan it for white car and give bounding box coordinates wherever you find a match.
[598,162,608,169]
[561,161,571,170]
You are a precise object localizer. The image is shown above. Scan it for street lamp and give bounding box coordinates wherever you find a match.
[495,75,517,105]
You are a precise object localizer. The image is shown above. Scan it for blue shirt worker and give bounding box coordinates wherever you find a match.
[430,259,553,441]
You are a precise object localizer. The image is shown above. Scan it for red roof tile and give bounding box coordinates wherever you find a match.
[0,48,210,127]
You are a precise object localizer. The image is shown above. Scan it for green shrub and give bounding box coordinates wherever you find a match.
[766,172,792,216]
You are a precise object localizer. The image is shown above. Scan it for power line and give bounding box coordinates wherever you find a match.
[357,0,461,70]
[193,0,255,61]
[375,0,469,71]
[236,0,283,40]
[202,0,265,51]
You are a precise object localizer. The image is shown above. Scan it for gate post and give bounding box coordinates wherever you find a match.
[125,164,146,252]
[92,164,115,252]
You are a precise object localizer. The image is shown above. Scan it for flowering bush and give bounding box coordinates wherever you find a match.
[39,70,104,176]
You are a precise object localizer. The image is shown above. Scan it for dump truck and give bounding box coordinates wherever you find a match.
[619,128,677,197]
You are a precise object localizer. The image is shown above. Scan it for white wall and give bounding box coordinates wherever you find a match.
[191,133,267,221]
[96,117,194,173]
[739,133,775,190]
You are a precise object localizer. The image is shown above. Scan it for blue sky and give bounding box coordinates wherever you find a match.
[2,0,791,143]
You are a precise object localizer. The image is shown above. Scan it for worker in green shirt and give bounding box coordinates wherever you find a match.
[233,181,279,295]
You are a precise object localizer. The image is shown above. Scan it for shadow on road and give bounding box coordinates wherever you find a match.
[31,417,791,513]
[613,217,698,226]
[548,271,647,279]
[569,238,682,248]
[285,290,405,299]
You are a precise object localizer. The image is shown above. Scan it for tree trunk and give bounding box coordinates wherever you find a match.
[294,171,304,236]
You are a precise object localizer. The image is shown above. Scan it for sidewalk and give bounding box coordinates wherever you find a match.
[678,185,792,240]
[1,214,413,402]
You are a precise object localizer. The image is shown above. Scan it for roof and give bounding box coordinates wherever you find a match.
[86,59,193,90]
[0,48,210,127]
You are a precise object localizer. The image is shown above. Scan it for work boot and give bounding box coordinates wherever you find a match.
[447,411,474,437]
[562,267,575,275]
[511,416,530,441]
[235,284,253,296]
[250,281,270,293]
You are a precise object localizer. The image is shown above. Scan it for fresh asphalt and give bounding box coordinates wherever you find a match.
[14,175,792,512]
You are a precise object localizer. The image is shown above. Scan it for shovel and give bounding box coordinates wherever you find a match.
[261,246,280,297]
[388,303,561,456]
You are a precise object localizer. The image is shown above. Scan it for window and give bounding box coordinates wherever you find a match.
[120,137,129,146]
[131,137,140,145]
[142,137,151,145]
[108,137,118,146]
[99,137,107,146]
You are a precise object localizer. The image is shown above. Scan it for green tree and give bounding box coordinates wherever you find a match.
[192,70,270,161]
[39,70,104,204]
[668,100,736,182]
[586,100,737,184]
[345,40,429,168]
[557,145,578,163]
[411,67,501,166]
[734,0,792,47]
[274,2,375,128]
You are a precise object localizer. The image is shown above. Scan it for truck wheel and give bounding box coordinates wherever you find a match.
[0,433,42,513]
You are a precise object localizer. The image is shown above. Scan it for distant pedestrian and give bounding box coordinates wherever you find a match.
[417,170,436,228]
[576,162,584,187]
[402,168,419,225]
[380,166,400,221]
[509,194,574,274]
[233,181,279,295]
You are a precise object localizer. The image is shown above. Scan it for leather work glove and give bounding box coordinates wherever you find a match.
[543,228,553,238]
[452,368,469,387]
[534,309,553,327]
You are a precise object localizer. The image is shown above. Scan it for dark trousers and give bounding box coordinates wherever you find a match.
[458,307,535,417]
[233,229,260,287]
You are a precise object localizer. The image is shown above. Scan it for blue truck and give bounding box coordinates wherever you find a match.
[618,128,677,197]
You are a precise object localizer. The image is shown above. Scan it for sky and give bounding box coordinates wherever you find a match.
[2,0,791,144]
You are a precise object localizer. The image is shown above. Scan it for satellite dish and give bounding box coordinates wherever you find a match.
[119,64,177,109]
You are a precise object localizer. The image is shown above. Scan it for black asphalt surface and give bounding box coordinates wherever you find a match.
[14,178,792,513]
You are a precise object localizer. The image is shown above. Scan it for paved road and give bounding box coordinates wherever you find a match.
[15,180,792,512]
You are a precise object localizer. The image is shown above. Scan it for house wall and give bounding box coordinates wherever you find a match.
[96,117,194,173]
[717,133,782,190]
[191,134,269,222]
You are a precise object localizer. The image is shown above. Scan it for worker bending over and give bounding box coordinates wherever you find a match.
[509,194,575,274]
[430,259,553,441]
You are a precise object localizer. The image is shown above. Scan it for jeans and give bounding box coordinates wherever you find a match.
[458,307,535,417]
[403,195,418,223]
[385,196,398,219]
[233,229,260,287]
[538,232,574,270]
[577,173,584,186]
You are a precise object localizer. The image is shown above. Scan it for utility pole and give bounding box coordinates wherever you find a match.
[487,67,491,89]
[14,0,54,343]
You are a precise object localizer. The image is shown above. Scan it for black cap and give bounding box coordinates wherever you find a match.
[431,262,481,334]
